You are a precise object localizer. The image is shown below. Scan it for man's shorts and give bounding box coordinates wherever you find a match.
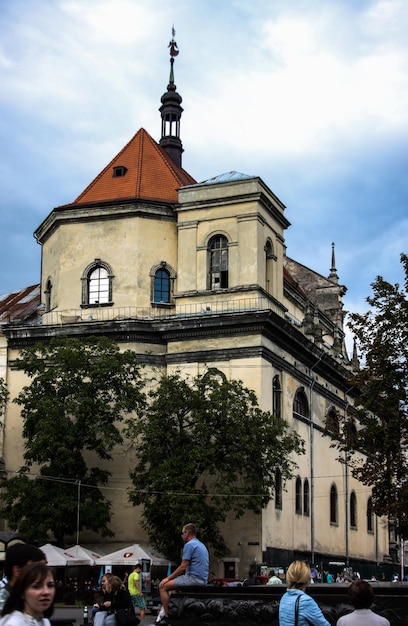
[131,594,146,609]
[173,574,207,587]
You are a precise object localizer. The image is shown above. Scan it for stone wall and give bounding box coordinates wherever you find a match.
[168,584,408,626]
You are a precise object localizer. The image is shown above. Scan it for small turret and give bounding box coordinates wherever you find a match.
[159,27,184,167]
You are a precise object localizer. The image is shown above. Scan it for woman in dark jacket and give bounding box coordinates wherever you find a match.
[108,577,133,614]
[94,577,132,626]
[93,573,113,619]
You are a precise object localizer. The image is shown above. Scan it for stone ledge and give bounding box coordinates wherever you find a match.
[167,584,408,626]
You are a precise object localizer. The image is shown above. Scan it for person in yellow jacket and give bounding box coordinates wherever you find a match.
[128,564,146,621]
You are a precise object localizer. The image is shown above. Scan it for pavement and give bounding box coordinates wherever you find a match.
[52,607,157,626]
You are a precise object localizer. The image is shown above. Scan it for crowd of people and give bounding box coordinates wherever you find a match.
[0,530,396,626]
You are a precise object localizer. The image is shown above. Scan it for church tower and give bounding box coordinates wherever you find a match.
[2,31,389,578]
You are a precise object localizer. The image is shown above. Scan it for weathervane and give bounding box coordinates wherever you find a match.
[168,26,179,57]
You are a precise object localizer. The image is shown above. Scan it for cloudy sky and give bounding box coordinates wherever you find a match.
[1,0,407,350]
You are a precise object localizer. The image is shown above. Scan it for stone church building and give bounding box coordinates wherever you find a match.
[0,36,390,578]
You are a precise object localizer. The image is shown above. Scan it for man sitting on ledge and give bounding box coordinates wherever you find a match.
[157,523,209,625]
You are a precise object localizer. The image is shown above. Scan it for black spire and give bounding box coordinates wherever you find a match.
[328,241,339,283]
[159,27,184,167]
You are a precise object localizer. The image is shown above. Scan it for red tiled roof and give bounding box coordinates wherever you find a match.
[69,128,196,206]
[0,284,41,323]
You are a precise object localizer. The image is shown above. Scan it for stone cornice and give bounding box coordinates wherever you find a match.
[4,310,351,396]
[34,199,176,244]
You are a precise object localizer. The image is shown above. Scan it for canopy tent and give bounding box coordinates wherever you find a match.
[39,544,70,567]
[97,544,169,567]
[40,543,98,566]
[65,544,103,566]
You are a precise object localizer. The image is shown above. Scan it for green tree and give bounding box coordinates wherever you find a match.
[0,377,9,417]
[339,254,408,537]
[126,369,304,562]
[1,336,146,545]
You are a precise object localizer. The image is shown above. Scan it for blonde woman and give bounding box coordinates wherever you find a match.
[279,561,330,626]
[93,573,113,620]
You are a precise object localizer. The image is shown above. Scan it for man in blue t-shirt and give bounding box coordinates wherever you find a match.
[157,523,209,624]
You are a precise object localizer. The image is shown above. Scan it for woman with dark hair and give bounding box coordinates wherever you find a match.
[279,561,330,626]
[0,562,55,626]
[337,579,390,626]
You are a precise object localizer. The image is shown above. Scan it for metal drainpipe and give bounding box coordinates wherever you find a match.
[345,450,349,566]
[376,515,379,567]
[343,387,353,567]
[309,353,323,566]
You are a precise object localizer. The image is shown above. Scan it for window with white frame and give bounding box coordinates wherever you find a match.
[81,260,113,306]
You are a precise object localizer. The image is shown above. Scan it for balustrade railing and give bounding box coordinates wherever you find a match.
[39,296,288,326]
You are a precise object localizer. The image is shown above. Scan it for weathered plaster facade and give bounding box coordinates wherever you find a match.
[0,40,389,577]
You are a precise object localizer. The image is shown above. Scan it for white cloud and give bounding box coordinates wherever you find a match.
[195,0,408,156]
[0,0,407,311]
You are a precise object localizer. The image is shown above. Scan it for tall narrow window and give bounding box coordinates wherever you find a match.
[150,262,176,305]
[208,235,228,289]
[81,260,113,306]
[154,268,170,303]
[275,469,282,510]
[273,375,282,419]
[303,479,310,516]
[265,240,274,293]
[89,267,109,303]
[330,484,338,525]
[44,278,52,312]
[350,491,357,528]
[295,476,302,514]
[293,388,309,419]
[367,497,374,533]
[326,406,340,436]
[344,417,358,446]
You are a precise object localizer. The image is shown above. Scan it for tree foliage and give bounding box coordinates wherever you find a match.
[126,369,304,562]
[337,254,408,537]
[0,377,9,417]
[1,336,146,545]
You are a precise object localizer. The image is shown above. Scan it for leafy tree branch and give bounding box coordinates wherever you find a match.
[126,369,304,562]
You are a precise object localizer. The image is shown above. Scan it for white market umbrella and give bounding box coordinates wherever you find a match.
[39,543,69,567]
[97,544,169,567]
[65,544,103,566]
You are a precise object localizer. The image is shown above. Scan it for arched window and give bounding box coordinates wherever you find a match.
[275,469,282,510]
[154,267,170,303]
[325,406,340,436]
[293,388,309,419]
[350,491,357,528]
[273,375,282,419]
[330,484,338,525]
[295,476,302,514]
[44,278,52,312]
[81,260,113,306]
[367,497,374,533]
[150,262,176,305]
[344,417,358,446]
[208,235,228,289]
[303,479,310,517]
[265,240,274,293]
[202,368,227,387]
